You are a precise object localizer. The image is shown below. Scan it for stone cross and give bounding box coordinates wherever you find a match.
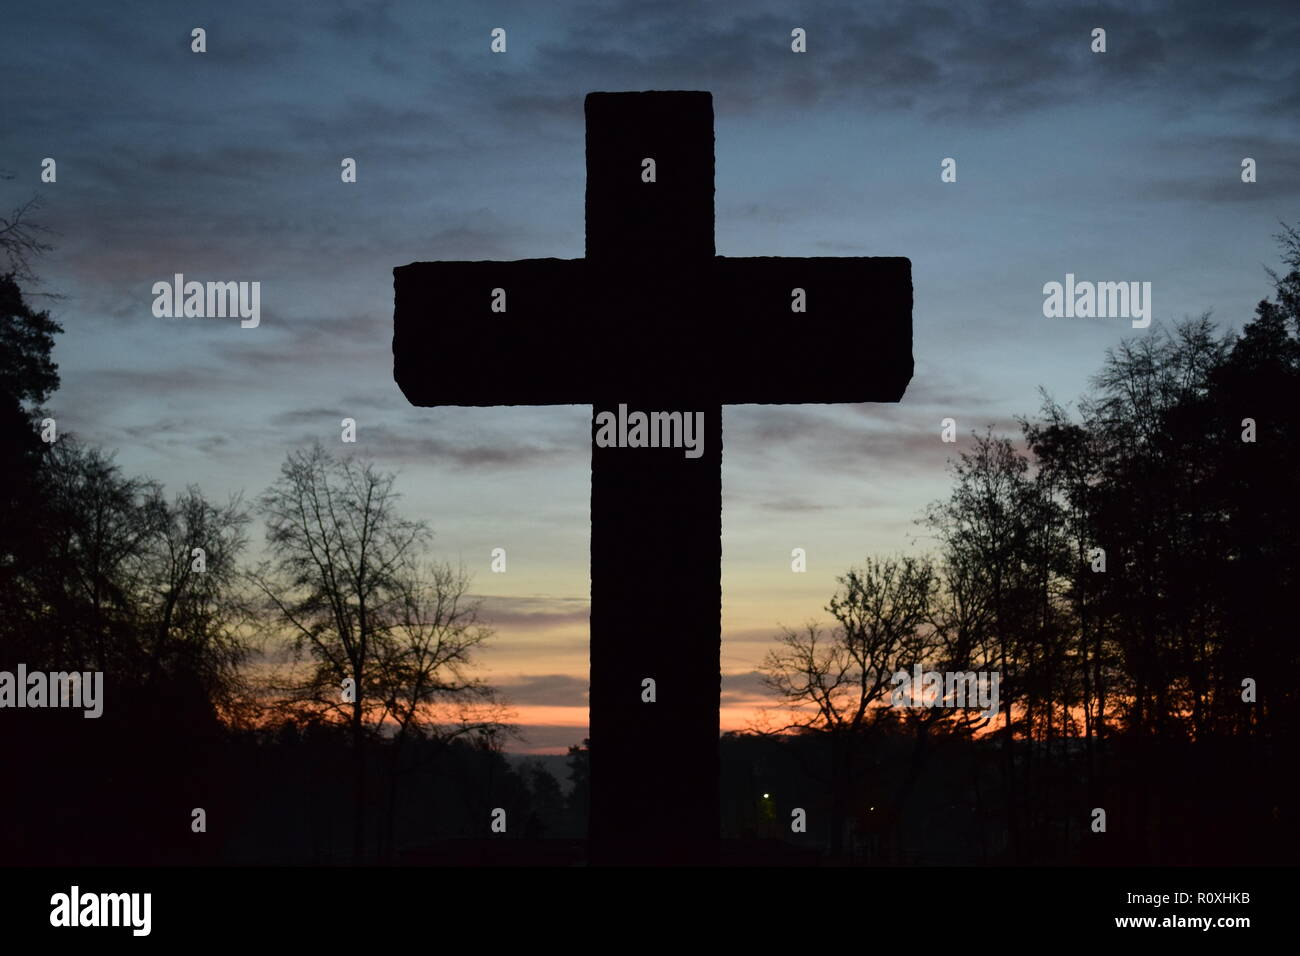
[393,90,912,864]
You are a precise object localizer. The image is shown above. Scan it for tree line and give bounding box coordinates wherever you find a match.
[0,192,588,860]
[758,224,1300,863]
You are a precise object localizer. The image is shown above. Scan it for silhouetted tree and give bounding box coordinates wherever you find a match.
[0,177,53,283]
[760,555,938,857]
[253,441,427,861]
[566,738,590,828]
[139,485,253,717]
[517,760,566,837]
[252,441,507,861]
[0,272,62,599]
[373,561,512,859]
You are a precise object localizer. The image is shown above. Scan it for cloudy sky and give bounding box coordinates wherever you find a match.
[3,0,1296,751]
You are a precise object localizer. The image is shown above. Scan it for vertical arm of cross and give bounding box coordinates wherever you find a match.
[582,91,724,864]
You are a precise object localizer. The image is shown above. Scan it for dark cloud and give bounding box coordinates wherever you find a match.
[62,364,241,396]
[469,0,1300,125]
[755,495,831,514]
[406,222,533,261]
[725,626,793,648]
[476,595,590,632]
[269,407,346,428]
[728,406,935,473]
[1130,135,1300,204]
[496,673,589,706]
[323,0,407,43]
[334,424,583,471]
[727,400,1031,481]
[722,669,774,706]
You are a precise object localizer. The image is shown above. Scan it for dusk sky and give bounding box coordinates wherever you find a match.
[4,0,1296,751]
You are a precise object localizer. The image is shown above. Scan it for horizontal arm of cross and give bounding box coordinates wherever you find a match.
[393,256,912,406]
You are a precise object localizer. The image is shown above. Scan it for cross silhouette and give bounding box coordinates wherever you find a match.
[393,91,912,865]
